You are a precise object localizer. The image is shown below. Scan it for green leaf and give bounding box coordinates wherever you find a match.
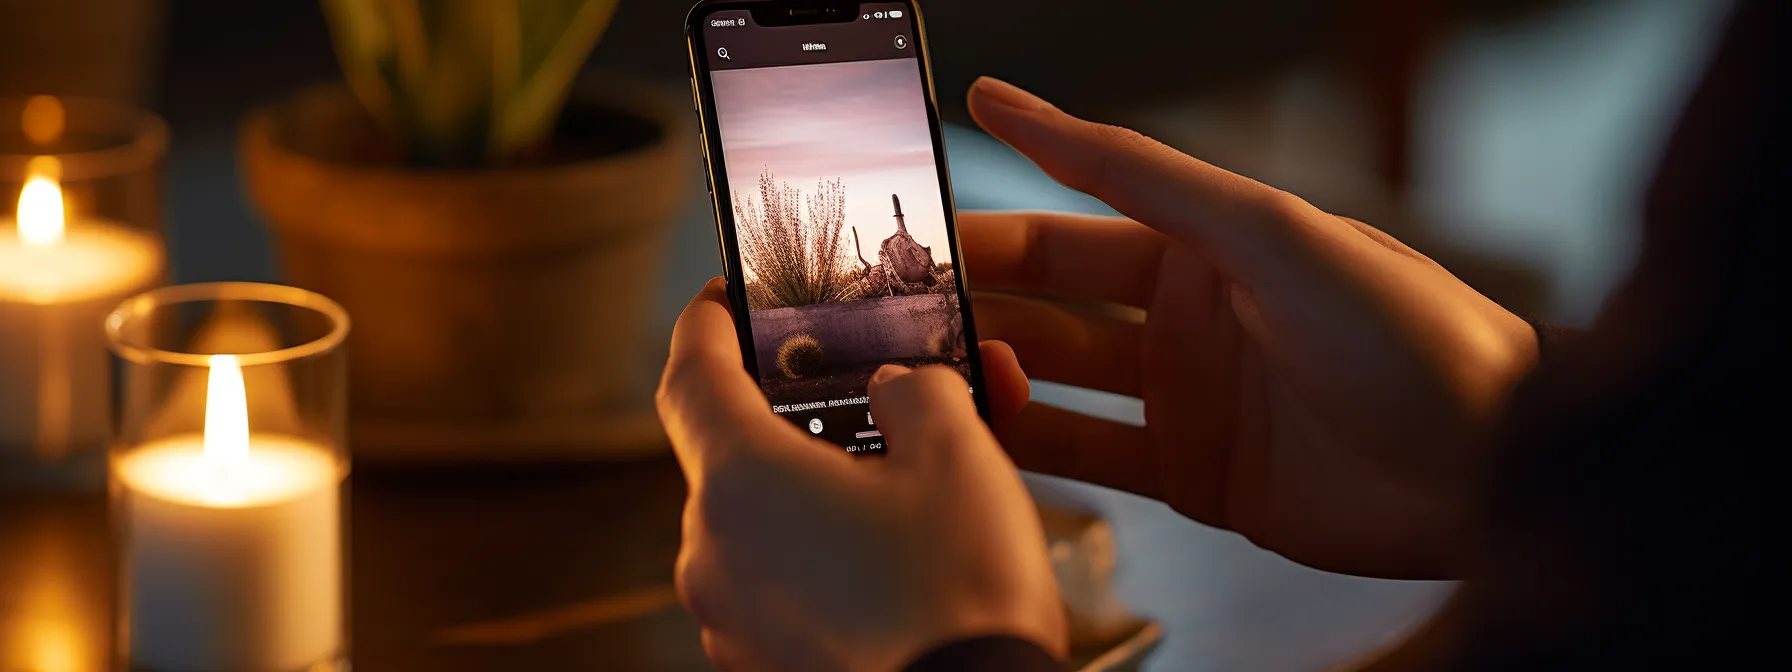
[321,0,621,167]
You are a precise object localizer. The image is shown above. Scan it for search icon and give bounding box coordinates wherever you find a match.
[717,47,731,60]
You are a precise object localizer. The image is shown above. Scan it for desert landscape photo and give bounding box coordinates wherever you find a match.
[712,58,969,405]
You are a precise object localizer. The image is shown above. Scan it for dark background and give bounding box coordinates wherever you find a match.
[2,0,1710,323]
[4,0,1583,143]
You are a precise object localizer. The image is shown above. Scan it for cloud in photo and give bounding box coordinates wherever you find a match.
[712,58,952,261]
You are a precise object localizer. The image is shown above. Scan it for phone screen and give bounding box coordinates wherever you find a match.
[692,2,983,452]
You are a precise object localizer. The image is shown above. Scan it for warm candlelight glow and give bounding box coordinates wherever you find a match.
[23,619,83,672]
[203,354,251,465]
[0,152,159,304]
[114,355,343,670]
[119,357,333,508]
[106,284,347,671]
[21,95,66,146]
[2,516,101,672]
[16,162,65,247]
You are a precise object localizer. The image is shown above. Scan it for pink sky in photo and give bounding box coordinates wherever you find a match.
[711,58,953,264]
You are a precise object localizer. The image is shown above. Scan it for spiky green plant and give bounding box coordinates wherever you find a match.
[322,0,622,166]
[777,334,824,379]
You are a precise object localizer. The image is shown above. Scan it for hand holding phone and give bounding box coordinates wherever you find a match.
[685,1,987,451]
[657,277,1064,671]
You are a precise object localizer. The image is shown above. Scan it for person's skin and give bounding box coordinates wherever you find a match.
[658,77,1541,669]
[960,77,1539,580]
[660,280,1064,671]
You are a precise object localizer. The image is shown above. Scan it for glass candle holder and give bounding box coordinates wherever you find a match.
[106,282,350,672]
[1,95,168,486]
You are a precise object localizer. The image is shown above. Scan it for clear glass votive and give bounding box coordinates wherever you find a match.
[106,282,350,672]
[1,95,168,486]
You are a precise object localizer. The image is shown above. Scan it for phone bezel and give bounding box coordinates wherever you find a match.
[683,0,993,429]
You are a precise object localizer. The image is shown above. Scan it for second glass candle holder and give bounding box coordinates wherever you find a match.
[1,94,168,484]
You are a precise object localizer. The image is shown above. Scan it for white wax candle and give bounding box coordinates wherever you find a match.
[0,218,162,458]
[115,433,343,671]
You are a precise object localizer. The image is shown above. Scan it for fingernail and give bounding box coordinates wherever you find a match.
[970,77,1053,113]
[870,364,912,386]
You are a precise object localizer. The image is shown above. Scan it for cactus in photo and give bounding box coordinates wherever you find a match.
[322,0,622,166]
[777,334,825,380]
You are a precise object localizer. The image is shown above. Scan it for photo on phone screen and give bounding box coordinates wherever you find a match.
[691,2,982,452]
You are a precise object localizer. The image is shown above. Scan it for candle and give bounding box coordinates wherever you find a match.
[114,355,343,670]
[0,160,162,458]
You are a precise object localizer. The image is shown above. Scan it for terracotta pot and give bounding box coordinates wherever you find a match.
[240,78,691,463]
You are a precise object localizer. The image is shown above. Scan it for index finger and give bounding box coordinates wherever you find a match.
[657,278,802,469]
[958,211,1169,308]
[967,77,1358,298]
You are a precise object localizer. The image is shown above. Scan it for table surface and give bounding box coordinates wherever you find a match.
[0,126,1450,672]
[3,460,710,672]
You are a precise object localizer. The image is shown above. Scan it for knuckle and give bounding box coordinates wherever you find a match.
[675,551,724,627]
[912,364,971,389]
[673,551,698,599]
[656,356,726,418]
[1252,187,1319,227]
[653,373,679,415]
[689,455,760,537]
[656,358,696,403]
[880,364,968,400]
[701,630,739,671]
[1017,215,1054,287]
[1091,121,1152,149]
[654,371,697,433]
[1242,187,1327,248]
[903,366,981,418]
[1082,122,1172,199]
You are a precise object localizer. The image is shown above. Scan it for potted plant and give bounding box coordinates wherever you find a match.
[241,0,691,462]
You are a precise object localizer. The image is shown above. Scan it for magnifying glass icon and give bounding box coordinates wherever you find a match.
[717,47,730,60]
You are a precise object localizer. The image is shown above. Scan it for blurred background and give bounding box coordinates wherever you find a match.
[0,0,1729,323]
[0,0,1734,669]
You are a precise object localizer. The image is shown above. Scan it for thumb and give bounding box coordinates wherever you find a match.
[966,76,1360,299]
[867,364,992,466]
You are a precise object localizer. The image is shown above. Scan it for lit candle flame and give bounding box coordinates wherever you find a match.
[203,354,251,465]
[16,159,66,247]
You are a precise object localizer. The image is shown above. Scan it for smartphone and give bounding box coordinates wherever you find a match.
[685,0,986,452]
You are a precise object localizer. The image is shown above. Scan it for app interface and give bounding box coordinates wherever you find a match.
[703,5,972,451]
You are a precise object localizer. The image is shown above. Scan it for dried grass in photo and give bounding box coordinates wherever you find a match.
[734,168,857,310]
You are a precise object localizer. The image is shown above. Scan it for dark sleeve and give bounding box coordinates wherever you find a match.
[903,636,1061,672]
[1433,1,1784,669]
